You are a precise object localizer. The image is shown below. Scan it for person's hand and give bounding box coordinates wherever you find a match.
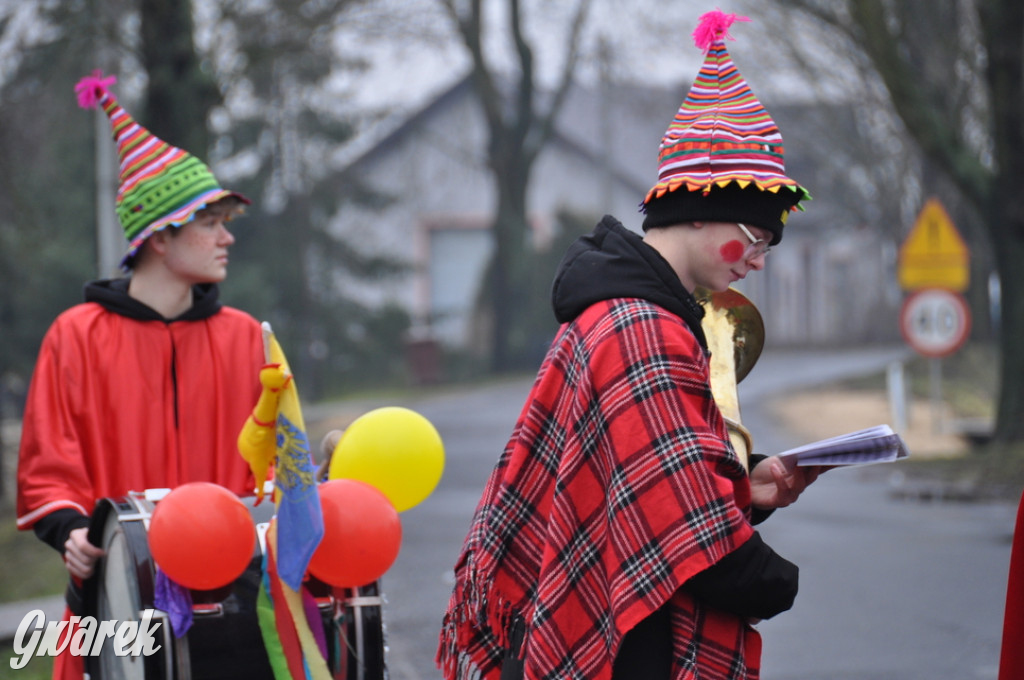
[63,527,105,580]
[749,455,828,510]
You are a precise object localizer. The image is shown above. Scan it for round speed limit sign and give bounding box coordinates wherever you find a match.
[899,288,971,358]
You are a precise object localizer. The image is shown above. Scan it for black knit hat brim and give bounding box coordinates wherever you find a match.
[641,182,802,245]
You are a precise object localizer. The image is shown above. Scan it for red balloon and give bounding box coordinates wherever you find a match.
[308,479,402,588]
[149,482,256,590]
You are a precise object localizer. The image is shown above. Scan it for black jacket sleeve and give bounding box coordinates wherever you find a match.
[747,454,776,525]
[32,508,91,554]
[682,532,798,620]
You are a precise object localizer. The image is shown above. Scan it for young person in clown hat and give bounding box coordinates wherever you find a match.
[16,71,266,679]
[438,11,828,680]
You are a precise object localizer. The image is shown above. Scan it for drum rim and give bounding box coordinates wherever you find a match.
[84,494,174,679]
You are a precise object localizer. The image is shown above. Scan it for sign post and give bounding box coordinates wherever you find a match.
[896,198,971,434]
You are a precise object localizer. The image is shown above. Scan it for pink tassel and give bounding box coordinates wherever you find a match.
[692,9,751,52]
[74,70,117,110]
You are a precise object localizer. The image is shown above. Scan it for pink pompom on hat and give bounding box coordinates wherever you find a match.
[641,10,810,244]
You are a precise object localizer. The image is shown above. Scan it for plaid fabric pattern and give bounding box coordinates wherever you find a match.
[438,298,759,680]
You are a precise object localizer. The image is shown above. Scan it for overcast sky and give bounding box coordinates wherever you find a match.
[0,0,860,141]
[325,1,856,115]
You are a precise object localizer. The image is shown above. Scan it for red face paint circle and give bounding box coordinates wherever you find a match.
[719,239,745,263]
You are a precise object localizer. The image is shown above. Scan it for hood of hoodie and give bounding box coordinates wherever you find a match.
[551,215,707,348]
[84,278,223,322]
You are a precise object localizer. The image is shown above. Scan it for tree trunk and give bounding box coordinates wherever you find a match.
[982,0,1024,442]
[139,0,219,155]
[490,155,531,372]
[993,236,1024,442]
[439,0,588,373]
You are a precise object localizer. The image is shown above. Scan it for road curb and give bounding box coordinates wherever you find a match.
[0,595,64,644]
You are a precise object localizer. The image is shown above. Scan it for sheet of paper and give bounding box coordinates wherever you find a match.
[776,425,910,467]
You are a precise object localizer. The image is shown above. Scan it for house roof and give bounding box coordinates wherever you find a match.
[333,71,860,229]
[332,72,674,192]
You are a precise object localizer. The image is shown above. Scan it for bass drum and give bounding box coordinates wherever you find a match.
[82,490,387,680]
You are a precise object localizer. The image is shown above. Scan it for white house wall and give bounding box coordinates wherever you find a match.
[331,86,495,343]
[331,82,665,347]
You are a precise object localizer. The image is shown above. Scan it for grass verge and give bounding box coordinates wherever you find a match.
[1,645,53,678]
[0,507,62,676]
[0,510,66,604]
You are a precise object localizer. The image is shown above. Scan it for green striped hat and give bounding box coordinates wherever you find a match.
[75,71,249,270]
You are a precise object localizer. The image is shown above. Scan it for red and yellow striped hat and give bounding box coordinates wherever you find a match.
[641,11,809,244]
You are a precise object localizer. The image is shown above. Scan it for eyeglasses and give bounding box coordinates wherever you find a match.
[737,223,770,260]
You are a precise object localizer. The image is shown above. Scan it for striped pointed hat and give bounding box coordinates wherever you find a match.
[641,11,809,244]
[75,71,249,269]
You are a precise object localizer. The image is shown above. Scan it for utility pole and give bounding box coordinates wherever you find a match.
[92,0,121,277]
[95,108,121,277]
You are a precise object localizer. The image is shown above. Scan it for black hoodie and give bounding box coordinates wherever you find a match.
[84,278,223,322]
[551,215,708,349]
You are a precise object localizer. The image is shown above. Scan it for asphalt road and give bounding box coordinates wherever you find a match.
[3,346,1012,679]
[371,346,1017,680]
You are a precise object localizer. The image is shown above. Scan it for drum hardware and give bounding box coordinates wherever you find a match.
[189,603,224,617]
[255,521,270,554]
[151,609,176,680]
[313,580,387,680]
[346,588,386,679]
[112,511,149,523]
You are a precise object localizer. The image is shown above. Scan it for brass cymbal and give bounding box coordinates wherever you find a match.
[694,287,765,383]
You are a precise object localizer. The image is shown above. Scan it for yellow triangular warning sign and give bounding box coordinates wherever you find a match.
[898,197,970,292]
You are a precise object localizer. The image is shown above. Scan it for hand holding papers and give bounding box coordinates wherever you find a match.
[776,425,910,467]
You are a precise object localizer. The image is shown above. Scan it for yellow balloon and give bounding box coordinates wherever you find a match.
[328,406,445,512]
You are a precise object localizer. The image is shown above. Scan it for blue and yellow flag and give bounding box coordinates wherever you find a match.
[262,323,324,591]
[240,322,330,679]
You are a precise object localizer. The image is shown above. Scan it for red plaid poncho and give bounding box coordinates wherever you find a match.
[438,297,760,680]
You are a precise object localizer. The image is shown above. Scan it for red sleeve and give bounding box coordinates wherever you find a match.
[16,315,95,529]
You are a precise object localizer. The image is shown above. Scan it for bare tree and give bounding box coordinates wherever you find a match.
[438,0,592,371]
[779,0,1023,443]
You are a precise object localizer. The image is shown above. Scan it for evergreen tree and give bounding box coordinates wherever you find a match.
[207,0,409,397]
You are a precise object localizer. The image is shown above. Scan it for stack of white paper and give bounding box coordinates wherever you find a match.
[776,425,910,467]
